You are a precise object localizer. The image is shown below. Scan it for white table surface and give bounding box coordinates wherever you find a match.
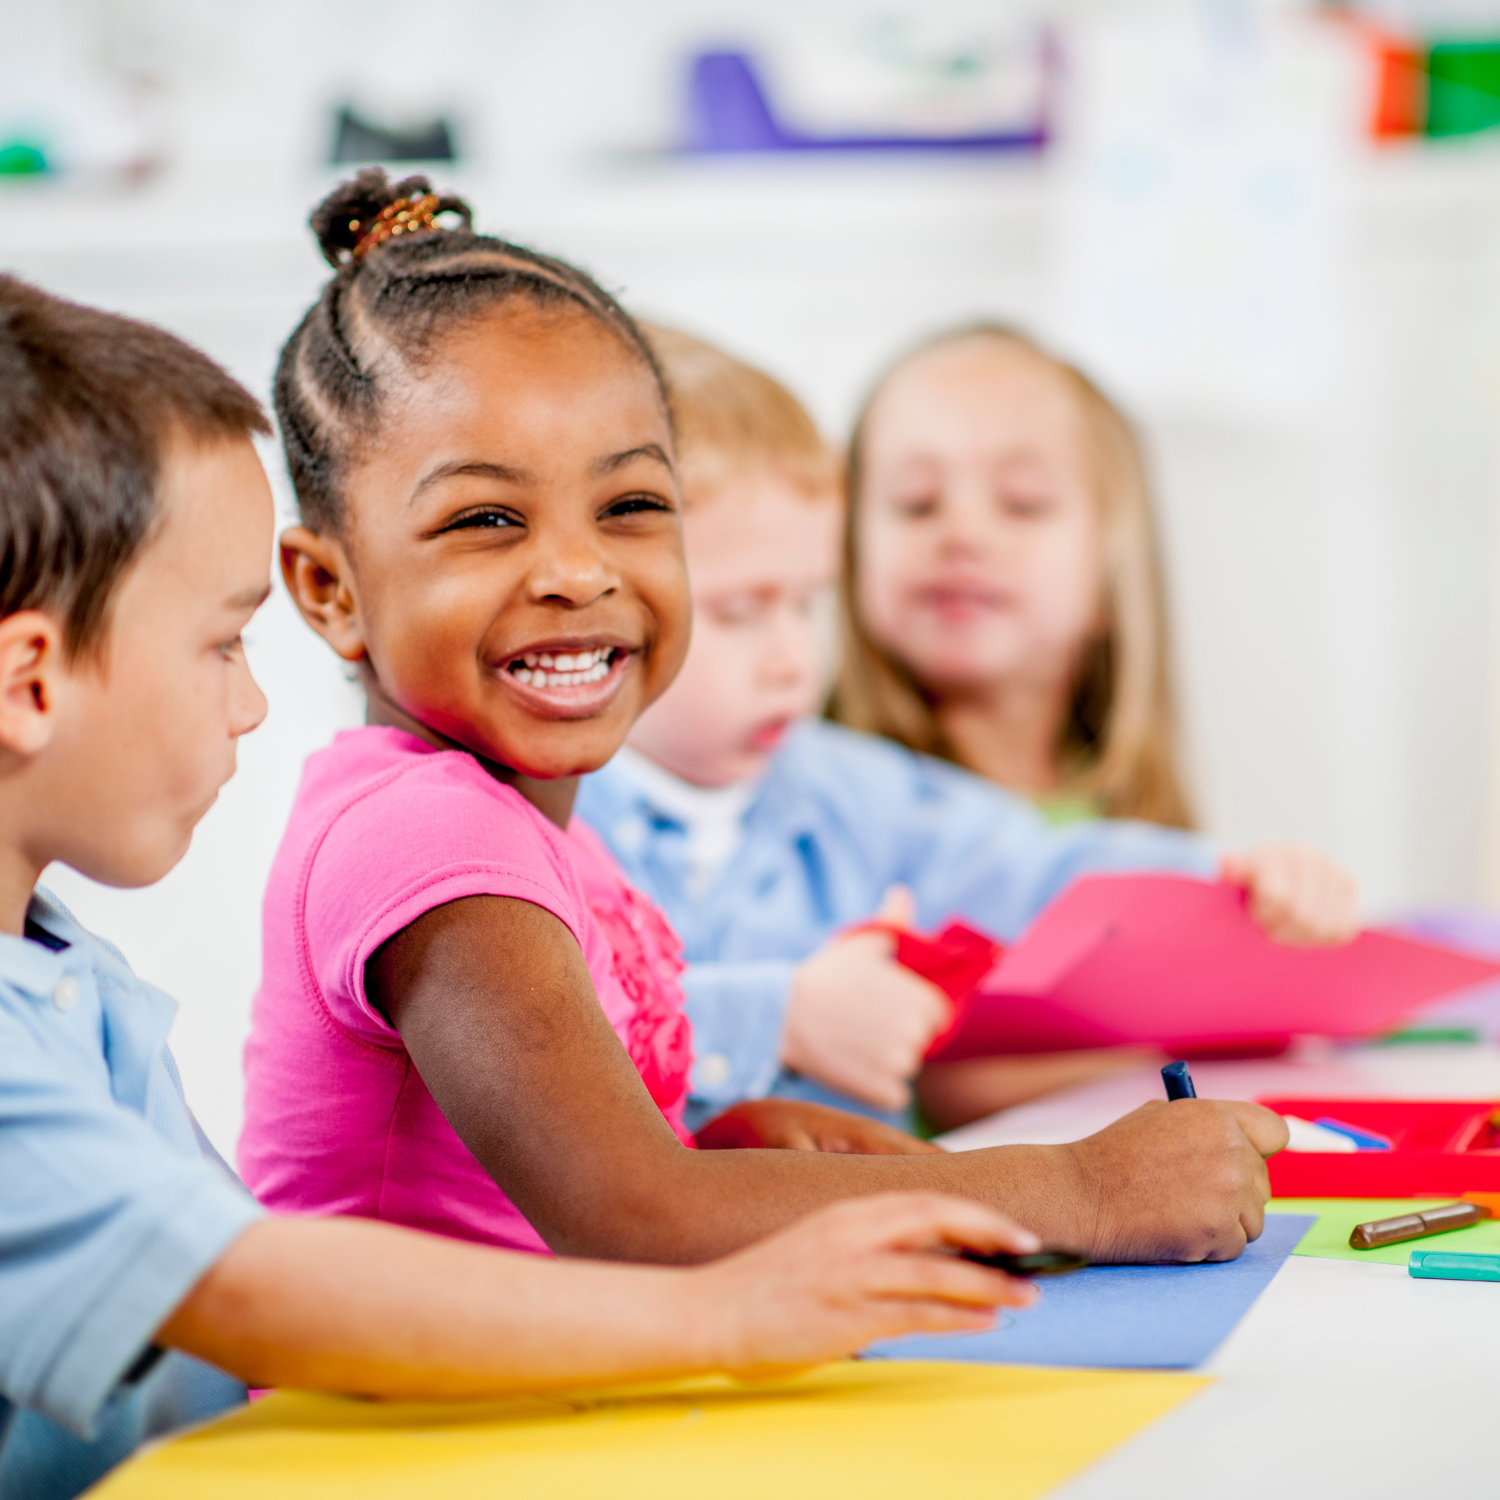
[936,1043,1500,1498]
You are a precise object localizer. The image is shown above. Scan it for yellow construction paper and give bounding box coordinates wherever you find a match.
[92,1361,1209,1500]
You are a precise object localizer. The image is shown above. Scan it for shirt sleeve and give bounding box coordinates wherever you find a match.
[893,757,1219,941]
[679,961,796,1126]
[304,761,593,1044]
[0,1008,263,1439]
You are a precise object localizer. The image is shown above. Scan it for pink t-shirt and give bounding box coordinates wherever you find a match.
[239,726,694,1253]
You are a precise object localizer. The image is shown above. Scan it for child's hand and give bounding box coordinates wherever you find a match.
[1220,843,1360,946]
[783,887,949,1111]
[695,1193,1038,1376]
[695,1098,944,1155]
[1060,1097,1289,1263]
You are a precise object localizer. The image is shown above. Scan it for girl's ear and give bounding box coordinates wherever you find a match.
[280,527,367,662]
[0,612,65,758]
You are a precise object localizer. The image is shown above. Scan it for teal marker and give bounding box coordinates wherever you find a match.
[1408,1250,1500,1282]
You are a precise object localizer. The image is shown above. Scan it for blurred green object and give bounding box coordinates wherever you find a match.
[0,141,48,176]
[1374,1025,1482,1045]
[1427,42,1500,137]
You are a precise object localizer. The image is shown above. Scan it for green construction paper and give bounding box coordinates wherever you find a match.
[1428,42,1500,138]
[1271,1197,1500,1265]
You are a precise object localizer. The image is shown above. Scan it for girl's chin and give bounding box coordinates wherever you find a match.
[481,712,637,782]
[904,657,1025,693]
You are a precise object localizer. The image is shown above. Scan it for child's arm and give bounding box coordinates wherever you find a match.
[860,746,1359,949]
[672,928,947,1121]
[368,893,1287,1267]
[158,1194,1035,1397]
[915,1049,1166,1135]
[696,1097,944,1154]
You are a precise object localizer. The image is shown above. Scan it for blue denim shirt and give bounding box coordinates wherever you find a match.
[576,721,1216,1129]
[0,890,263,1500]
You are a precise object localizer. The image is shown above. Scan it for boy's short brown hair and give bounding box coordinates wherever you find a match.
[0,275,270,656]
[641,324,835,502]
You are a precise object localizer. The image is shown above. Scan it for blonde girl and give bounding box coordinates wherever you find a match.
[833,324,1192,828]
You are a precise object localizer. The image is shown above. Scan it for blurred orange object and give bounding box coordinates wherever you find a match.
[1325,11,1426,139]
[1371,35,1427,138]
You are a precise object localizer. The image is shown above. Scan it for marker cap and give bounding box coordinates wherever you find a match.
[1408,1250,1500,1282]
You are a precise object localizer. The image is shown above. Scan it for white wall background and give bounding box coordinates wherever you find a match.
[6,0,1500,1154]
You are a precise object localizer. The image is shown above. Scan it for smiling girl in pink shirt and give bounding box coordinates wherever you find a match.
[240,169,1290,1270]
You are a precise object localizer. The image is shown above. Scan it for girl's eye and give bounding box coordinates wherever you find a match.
[601,493,673,520]
[1002,492,1054,519]
[895,494,940,519]
[216,636,244,660]
[440,507,522,533]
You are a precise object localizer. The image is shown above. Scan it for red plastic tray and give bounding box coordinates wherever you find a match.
[1260,1096,1500,1196]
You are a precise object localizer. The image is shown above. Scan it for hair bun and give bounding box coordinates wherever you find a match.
[309,168,473,268]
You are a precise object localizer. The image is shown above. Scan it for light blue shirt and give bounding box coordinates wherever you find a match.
[0,890,264,1500]
[577,720,1217,1129]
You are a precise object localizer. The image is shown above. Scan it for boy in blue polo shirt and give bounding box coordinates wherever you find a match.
[0,276,1046,1499]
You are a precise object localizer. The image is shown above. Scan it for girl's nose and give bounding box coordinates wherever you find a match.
[934,485,997,558]
[525,526,620,608]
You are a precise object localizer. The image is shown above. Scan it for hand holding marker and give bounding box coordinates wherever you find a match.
[1164,1061,1500,1279]
[964,1060,1266,1277]
[1166,1061,1387,1151]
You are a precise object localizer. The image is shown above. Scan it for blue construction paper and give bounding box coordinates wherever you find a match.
[865,1213,1314,1370]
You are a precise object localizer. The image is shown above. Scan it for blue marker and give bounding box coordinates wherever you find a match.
[1311,1116,1393,1152]
[1408,1250,1500,1282]
[1161,1060,1196,1100]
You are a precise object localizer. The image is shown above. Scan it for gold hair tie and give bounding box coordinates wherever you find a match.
[348,193,443,261]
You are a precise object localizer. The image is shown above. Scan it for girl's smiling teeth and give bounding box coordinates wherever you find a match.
[508,647,618,689]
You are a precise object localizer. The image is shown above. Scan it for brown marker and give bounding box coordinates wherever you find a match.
[1349,1201,1492,1250]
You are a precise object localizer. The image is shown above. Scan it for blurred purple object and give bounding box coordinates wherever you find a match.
[683,50,1050,155]
[1394,909,1500,1039]
[1400,909,1500,960]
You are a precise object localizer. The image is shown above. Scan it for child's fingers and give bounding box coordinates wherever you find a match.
[1305,862,1359,942]
[865,1250,1040,1311]
[821,1190,1043,1258]
[1222,1099,1292,1158]
[833,1064,913,1114]
[1268,860,1358,945]
[731,1300,1002,1380]
[1250,852,1297,923]
[809,1123,945,1156]
[876,884,917,929]
[867,1303,1002,1337]
[1229,845,1360,946]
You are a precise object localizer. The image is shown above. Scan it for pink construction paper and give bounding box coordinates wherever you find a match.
[928,874,1500,1062]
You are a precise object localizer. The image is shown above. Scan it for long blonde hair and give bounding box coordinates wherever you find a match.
[830,324,1195,829]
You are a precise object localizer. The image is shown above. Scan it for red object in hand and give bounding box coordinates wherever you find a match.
[849,918,1005,1058]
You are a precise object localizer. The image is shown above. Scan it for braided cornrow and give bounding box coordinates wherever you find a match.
[274,168,669,533]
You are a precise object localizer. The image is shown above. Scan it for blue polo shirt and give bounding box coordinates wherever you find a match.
[576,720,1216,1129]
[0,889,264,1500]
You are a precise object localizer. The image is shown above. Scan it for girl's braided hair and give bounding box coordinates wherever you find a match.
[274,168,669,532]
